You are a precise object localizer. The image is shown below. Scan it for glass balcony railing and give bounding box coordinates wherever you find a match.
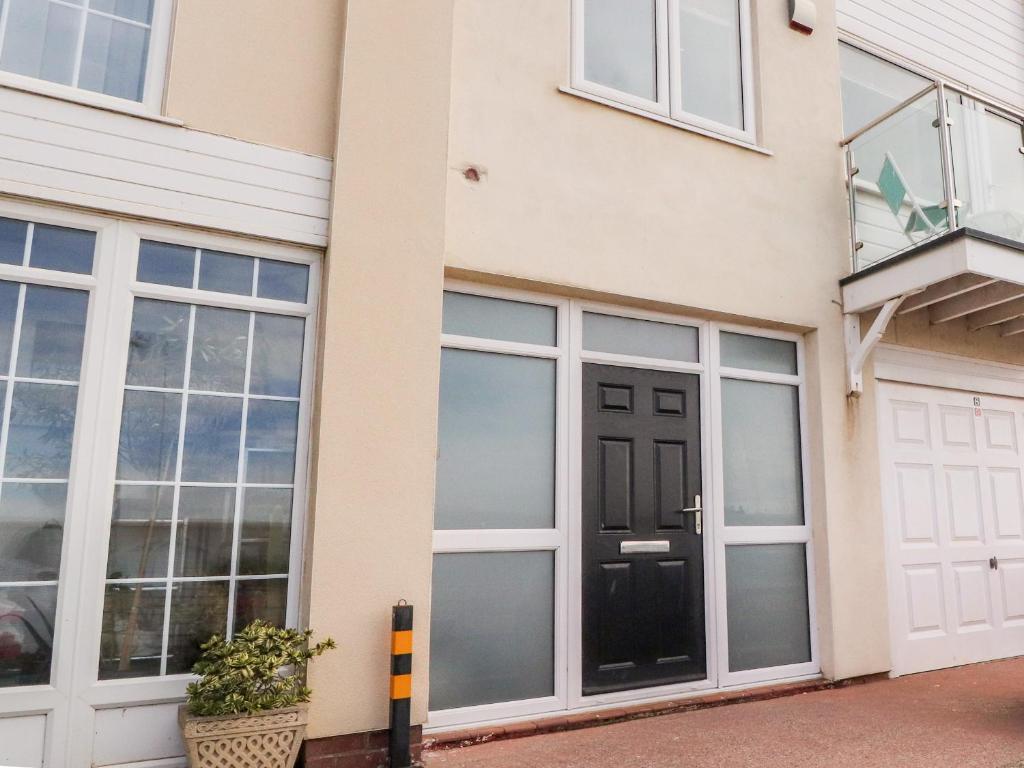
[844,82,1024,271]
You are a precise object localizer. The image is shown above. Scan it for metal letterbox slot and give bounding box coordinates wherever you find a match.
[620,540,670,554]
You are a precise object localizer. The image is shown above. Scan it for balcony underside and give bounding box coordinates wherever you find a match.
[840,228,1024,393]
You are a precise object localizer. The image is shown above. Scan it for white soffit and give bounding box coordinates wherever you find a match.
[841,229,1024,395]
[842,230,1024,335]
[0,87,333,247]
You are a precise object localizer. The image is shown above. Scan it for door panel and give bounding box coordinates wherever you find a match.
[582,364,705,694]
[879,382,1024,675]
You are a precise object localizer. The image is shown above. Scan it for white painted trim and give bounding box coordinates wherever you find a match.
[567,0,759,148]
[432,530,562,552]
[424,672,824,734]
[841,245,971,315]
[427,696,564,731]
[0,87,333,247]
[559,87,772,154]
[0,71,181,125]
[429,283,819,727]
[875,344,1024,398]
[439,334,561,360]
[845,295,909,395]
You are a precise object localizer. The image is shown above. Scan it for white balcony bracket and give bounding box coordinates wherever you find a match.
[845,296,908,396]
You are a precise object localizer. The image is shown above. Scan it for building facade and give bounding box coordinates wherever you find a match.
[0,1,1022,767]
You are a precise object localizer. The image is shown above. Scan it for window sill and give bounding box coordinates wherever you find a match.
[558,86,772,156]
[0,71,183,126]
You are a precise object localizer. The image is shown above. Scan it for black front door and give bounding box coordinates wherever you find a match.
[582,364,705,695]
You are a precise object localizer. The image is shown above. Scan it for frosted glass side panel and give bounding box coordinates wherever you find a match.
[722,379,803,526]
[583,0,657,101]
[435,349,555,530]
[678,0,743,129]
[720,332,797,375]
[429,552,554,711]
[583,312,698,362]
[726,544,811,671]
[442,292,556,346]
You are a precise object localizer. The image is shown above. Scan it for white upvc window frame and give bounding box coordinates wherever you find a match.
[708,323,819,688]
[0,0,175,119]
[569,0,757,145]
[0,197,322,768]
[430,283,571,730]
[428,282,819,732]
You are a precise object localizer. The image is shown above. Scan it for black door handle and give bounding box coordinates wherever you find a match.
[990,556,999,571]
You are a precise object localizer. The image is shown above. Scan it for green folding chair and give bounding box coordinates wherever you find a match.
[878,152,947,241]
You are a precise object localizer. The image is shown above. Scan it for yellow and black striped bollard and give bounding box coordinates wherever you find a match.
[389,601,413,767]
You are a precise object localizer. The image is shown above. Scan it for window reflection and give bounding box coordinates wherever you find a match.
[100,287,307,679]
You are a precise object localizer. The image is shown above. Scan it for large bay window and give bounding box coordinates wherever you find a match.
[572,0,755,142]
[0,202,318,747]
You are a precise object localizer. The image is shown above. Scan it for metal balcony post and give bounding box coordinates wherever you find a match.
[935,81,959,230]
[845,146,861,271]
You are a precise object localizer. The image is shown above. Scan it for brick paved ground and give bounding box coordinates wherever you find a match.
[425,658,1024,768]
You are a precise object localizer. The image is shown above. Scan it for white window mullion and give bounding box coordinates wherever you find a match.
[656,0,672,116]
[70,0,91,89]
[21,222,33,267]
[158,303,197,676]
[738,0,756,136]
[226,311,257,638]
[0,283,27,486]
[0,0,12,68]
[433,529,562,553]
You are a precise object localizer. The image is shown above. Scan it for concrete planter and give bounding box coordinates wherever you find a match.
[179,704,307,768]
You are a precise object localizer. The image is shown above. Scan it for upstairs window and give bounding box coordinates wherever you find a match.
[572,0,755,142]
[0,0,170,106]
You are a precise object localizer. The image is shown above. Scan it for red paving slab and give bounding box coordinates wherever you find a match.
[424,658,1024,768]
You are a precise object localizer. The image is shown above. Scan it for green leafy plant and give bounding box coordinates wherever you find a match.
[185,620,336,717]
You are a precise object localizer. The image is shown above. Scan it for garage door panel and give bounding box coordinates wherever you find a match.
[939,405,977,451]
[982,410,1018,452]
[944,466,985,544]
[989,468,1024,540]
[952,562,994,631]
[892,400,932,448]
[903,564,946,636]
[896,464,940,546]
[997,559,1024,625]
[880,381,1024,676]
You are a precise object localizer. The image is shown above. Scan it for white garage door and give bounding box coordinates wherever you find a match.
[877,381,1024,676]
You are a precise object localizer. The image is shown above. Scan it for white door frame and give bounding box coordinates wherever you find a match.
[429,282,821,730]
[567,300,719,708]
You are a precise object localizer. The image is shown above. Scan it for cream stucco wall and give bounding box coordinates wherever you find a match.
[163,0,345,157]
[303,0,1024,741]
[441,0,889,685]
[305,0,454,739]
